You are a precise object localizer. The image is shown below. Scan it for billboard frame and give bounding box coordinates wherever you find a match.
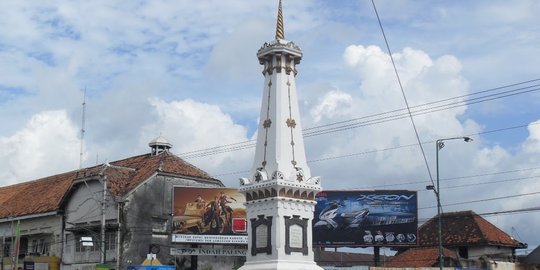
[171,186,247,245]
[313,189,418,248]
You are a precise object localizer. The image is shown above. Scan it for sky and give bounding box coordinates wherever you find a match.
[1,0,540,253]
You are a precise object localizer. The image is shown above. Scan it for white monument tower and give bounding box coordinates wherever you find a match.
[239,1,323,269]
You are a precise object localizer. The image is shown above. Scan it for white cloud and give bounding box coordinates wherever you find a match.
[310,90,353,123]
[140,98,252,186]
[522,120,540,153]
[0,111,80,185]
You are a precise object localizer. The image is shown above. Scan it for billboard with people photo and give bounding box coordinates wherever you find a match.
[313,190,418,247]
[172,187,247,244]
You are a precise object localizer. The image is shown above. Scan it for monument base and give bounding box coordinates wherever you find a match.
[239,260,324,270]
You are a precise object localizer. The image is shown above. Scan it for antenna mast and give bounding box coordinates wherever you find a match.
[79,88,87,169]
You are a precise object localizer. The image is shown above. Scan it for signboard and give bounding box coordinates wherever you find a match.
[313,190,418,247]
[170,247,247,256]
[80,236,94,247]
[172,187,247,244]
[172,234,247,244]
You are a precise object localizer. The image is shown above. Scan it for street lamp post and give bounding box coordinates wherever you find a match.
[428,136,473,270]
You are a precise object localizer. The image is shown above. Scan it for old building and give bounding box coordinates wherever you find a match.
[389,210,527,268]
[1,137,245,270]
[386,247,459,268]
[1,174,66,270]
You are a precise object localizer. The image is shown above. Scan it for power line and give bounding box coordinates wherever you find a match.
[305,121,537,164]
[419,191,540,210]
[438,175,540,190]
[356,166,540,190]
[302,85,540,138]
[417,206,540,223]
[303,78,540,132]
[178,79,540,159]
[370,0,435,188]
[210,122,540,177]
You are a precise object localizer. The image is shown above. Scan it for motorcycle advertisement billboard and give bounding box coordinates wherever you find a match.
[313,190,418,247]
[172,187,248,244]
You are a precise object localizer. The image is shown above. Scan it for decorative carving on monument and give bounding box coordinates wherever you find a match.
[284,215,309,255]
[286,118,296,128]
[262,119,272,129]
[276,53,282,73]
[257,40,301,53]
[306,176,321,185]
[254,168,268,183]
[271,170,284,180]
[251,215,273,256]
[294,167,304,182]
[240,177,251,186]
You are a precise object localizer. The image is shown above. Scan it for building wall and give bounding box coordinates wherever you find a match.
[3,174,244,270]
[468,246,515,260]
[1,215,63,270]
[120,174,244,270]
[62,179,120,270]
[64,179,118,224]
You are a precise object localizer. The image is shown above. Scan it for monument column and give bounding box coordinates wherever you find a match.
[239,1,323,269]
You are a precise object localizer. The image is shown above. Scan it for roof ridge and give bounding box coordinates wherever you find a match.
[0,153,153,190]
[1,169,74,188]
[110,153,151,165]
[166,154,213,178]
[472,212,515,245]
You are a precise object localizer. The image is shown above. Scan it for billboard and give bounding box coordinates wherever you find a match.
[172,187,247,244]
[313,190,418,247]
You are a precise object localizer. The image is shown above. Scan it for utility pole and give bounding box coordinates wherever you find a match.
[100,172,107,264]
[427,136,473,270]
[99,162,134,267]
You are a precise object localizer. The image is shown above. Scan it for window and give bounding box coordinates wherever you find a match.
[65,234,72,254]
[76,235,99,252]
[75,236,83,252]
[152,217,167,233]
[75,233,115,252]
[3,242,10,257]
[20,237,28,256]
[39,239,47,255]
[31,239,38,254]
[105,232,116,251]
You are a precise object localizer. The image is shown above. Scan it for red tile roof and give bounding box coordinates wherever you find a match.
[419,210,522,248]
[386,247,458,267]
[0,152,221,219]
[315,250,391,267]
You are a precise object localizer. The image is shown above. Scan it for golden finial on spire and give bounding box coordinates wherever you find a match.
[275,0,285,40]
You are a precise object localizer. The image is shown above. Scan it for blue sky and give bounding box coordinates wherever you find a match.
[1,0,540,252]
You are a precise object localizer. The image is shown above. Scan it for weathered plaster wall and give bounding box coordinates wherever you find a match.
[1,215,63,270]
[121,174,244,269]
[64,180,118,225]
[62,179,119,268]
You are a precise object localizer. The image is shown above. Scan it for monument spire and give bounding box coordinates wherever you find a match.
[239,0,323,269]
[275,0,285,40]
